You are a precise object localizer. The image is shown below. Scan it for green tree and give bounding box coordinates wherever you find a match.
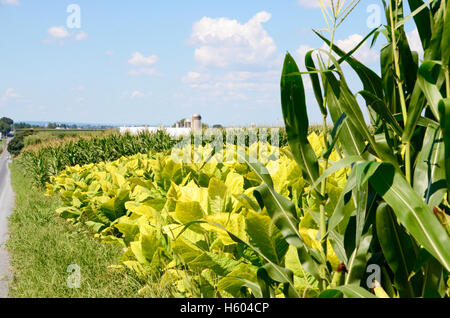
[7,130,33,156]
[0,117,14,136]
[7,135,24,156]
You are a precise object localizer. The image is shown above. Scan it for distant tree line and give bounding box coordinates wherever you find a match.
[45,123,81,129]
[14,122,41,129]
[14,122,84,130]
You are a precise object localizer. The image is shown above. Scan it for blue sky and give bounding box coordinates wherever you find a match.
[0,0,421,126]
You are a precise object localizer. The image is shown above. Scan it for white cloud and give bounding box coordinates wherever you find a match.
[71,85,85,91]
[406,28,424,60]
[105,50,115,56]
[4,88,19,98]
[0,88,20,104]
[127,68,159,76]
[223,70,279,83]
[128,52,158,66]
[298,0,330,8]
[182,72,210,83]
[183,70,279,96]
[1,0,20,5]
[75,31,87,41]
[127,52,159,76]
[334,34,378,64]
[122,90,152,99]
[295,44,315,65]
[182,12,284,115]
[189,11,277,67]
[132,91,152,99]
[295,33,379,66]
[131,91,145,99]
[46,27,87,43]
[48,26,70,39]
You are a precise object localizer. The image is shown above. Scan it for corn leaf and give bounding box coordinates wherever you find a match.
[324,285,376,298]
[359,90,403,136]
[235,150,323,283]
[438,98,450,197]
[305,50,326,116]
[376,203,417,297]
[322,71,367,157]
[369,163,450,271]
[418,61,443,120]
[413,125,446,207]
[313,29,384,111]
[209,221,302,298]
[403,83,427,142]
[345,229,372,285]
[280,53,320,185]
[441,0,450,67]
[407,0,432,49]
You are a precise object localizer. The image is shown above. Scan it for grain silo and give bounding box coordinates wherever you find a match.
[192,113,202,132]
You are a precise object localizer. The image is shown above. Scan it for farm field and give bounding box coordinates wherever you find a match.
[16,129,106,146]
[1,0,450,301]
[8,124,450,298]
[11,130,347,298]
[6,162,150,298]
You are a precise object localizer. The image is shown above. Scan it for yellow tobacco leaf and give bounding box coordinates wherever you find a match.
[299,228,340,269]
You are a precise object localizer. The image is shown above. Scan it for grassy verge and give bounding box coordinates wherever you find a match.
[6,161,150,298]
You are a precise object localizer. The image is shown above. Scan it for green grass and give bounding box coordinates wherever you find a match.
[6,161,160,298]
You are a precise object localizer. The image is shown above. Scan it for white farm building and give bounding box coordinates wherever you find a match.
[119,114,202,137]
[118,126,191,138]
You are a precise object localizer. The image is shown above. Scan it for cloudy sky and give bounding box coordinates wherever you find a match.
[0,0,421,126]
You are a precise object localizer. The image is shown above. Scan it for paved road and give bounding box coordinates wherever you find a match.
[0,141,14,298]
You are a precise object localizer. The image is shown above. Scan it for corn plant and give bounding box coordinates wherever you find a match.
[245,0,450,298]
[18,130,178,186]
[19,129,294,187]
